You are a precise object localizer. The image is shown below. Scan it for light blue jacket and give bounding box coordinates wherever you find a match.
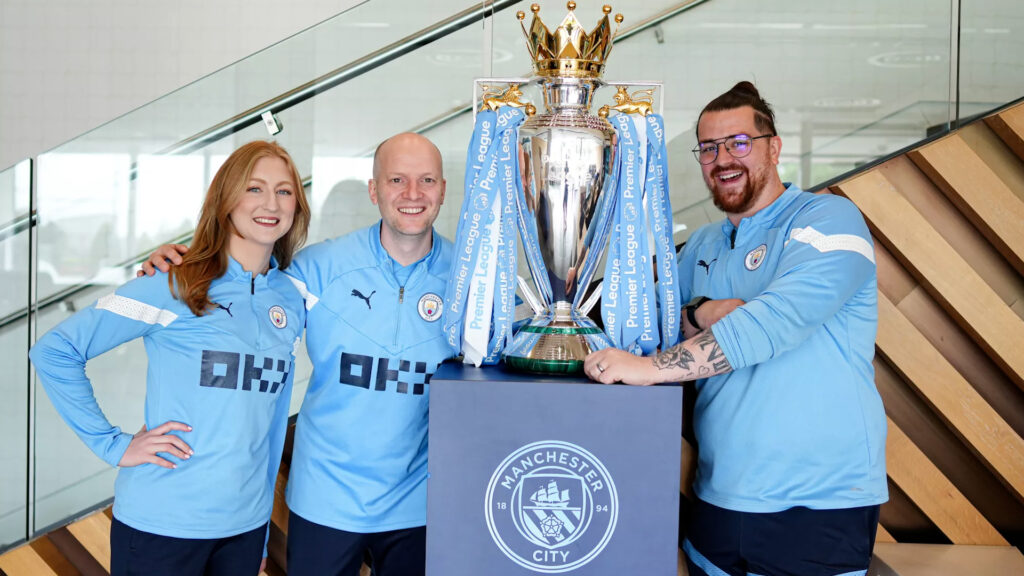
[677,185,888,512]
[284,223,454,532]
[30,258,304,538]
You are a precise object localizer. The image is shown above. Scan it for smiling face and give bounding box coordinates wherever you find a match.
[697,106,781,219]
[368,133,446,250]
[228,155,298,253]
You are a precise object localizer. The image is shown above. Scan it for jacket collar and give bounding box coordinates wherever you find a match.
[224,254,280,288]
[720,183,802,241]
[368,220,441,286]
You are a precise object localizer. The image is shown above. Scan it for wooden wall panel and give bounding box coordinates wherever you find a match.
[985,105,1024,161]
[855,157,1024,308]
[834,170,1024,389]
[896,287,1024,438]
[876,525,896,543]
[875,229,1024,437]
[680,437,696,500]
[885,418,1006,545]
[874,241,917,305]
[27,537,77,576]
[909,135,1024,274]
[835,101,1024,549]
[873,357,1024,536]
[876,293,1024,499]
[47,525,106,576]
[879,478,948,544]
[959,122,1024,204]
[0,547,59,576]
[65,513,110,572]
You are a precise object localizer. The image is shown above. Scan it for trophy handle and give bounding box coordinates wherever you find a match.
[516,274,545,316]
[597,81,665,116]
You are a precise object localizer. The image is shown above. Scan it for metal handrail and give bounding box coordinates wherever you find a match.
[154,0,522,158]
[0,212,34,243]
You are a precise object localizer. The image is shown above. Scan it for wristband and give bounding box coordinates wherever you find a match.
[684,296,711,330]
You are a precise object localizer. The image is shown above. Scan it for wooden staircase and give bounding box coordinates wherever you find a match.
[829,101,1024,549]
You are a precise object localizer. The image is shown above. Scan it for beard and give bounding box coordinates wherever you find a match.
[706,162,770,215]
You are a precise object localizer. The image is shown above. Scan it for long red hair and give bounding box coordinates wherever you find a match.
[170,141,310,315]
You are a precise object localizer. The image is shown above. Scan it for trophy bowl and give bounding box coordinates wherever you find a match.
[502,74,619,374]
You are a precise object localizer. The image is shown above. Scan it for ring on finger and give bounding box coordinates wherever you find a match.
[597,363,606,373]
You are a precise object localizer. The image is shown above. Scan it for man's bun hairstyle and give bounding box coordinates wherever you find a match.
[697,81,778,138]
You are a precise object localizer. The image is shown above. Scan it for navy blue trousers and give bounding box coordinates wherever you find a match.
[287,512,426,576]
[110,516,265,576]
[683,499,879,576]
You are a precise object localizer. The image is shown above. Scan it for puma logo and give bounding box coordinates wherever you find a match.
[214,302,233,317]
[697,259,717,274]
[351,289,376,309]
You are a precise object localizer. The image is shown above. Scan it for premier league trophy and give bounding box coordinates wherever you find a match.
[501,3,624,374]
[444,2,678,375]
[428,9,684,571]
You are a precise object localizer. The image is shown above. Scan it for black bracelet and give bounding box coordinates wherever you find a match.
[685,296,711,330]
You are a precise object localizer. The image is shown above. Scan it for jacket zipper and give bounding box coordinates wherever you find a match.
[394,286,404,345]
[250,275,260,349]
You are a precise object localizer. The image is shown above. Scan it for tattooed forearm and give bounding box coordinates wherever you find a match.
[695,329,731,373]
[652,329,733,381]
[653,345,695,371]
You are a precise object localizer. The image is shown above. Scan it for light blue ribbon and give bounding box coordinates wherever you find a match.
[603,113,676,354]
[443,108,525,363]
[645,114,681,349]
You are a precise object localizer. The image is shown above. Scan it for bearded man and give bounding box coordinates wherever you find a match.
[585,82,887,576]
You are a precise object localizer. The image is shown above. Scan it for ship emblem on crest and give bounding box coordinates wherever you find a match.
[518,475,586,547]
[485,440,618,573]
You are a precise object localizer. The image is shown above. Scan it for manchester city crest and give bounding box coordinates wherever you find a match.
[418,293,443,322]
[268,305,287,328]
[744,243,767,271]
[485,441,618,573]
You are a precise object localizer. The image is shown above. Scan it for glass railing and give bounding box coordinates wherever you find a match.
[0,160,31,546]
[3,0,1023,552]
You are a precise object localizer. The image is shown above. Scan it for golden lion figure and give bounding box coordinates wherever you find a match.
[611,86,655,116]
[480,84,528,112]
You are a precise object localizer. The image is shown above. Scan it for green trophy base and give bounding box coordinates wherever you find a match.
[502,319,612,375]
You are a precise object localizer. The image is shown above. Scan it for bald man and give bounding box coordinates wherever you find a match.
[143,133,454,575]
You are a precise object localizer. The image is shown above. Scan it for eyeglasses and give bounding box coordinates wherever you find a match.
[692,133,775,165]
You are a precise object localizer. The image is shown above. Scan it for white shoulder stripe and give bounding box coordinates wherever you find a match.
[787,226,875,264]
[286,275,319,311]
[96,293,178,326]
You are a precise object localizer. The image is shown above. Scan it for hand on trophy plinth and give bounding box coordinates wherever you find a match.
[583,348,659,386]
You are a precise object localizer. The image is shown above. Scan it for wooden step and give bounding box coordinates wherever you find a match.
[985,103,1024,161]
[0,545,59,576]
[66,511,111,572]
[869,543,1024,575]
